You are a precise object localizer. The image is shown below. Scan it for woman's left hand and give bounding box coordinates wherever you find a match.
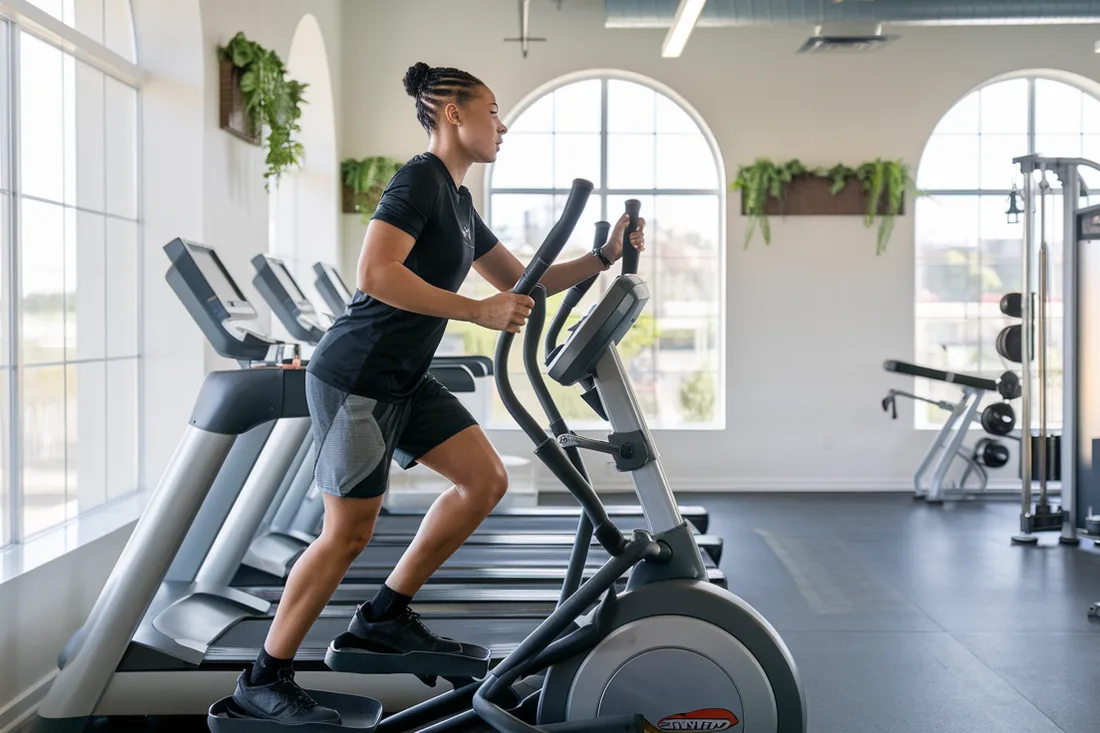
[600,212,646,263]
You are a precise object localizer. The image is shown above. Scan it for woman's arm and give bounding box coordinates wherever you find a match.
[359,220,533,332]
[473,213,645,296]
[357,219,479,320]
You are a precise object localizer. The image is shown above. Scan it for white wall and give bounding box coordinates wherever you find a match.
[338,0,1100,491]
[0,528,131,731]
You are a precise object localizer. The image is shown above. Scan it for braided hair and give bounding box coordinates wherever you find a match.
[403,62,485,132]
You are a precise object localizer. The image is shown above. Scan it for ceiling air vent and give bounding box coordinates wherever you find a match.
[797,22,897,54]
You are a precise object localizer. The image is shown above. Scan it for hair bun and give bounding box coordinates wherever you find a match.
[403,62,431,97]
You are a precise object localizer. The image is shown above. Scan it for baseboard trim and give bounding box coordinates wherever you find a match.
[1,670,55,733]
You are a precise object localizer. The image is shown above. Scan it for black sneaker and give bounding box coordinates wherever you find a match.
[344,606,465,655]
[231,668,342,724]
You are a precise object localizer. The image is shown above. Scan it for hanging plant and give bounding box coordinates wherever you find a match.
[218,31,308,186]
[731,158,808,247]
[341,156,404,222]
[732,158,916,254]
[856,159,914,256]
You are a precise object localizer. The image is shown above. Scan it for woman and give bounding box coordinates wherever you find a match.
[232,62,645,722]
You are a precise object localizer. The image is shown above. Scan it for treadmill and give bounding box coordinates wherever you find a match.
[309,259,710,536]
[37,216,720,724]
[161,241,723,592]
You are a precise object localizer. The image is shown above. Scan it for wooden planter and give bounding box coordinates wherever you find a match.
[342,182,358,214]
[219,58,261,145]
[740,174,905,217]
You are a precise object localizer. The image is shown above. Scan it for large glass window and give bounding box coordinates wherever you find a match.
[4,1,140,544]
[915,76,1100,429]
[459,76,724,430]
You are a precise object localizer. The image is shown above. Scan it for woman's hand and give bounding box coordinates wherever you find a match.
[599,212,646,264]
[472,292,535,333]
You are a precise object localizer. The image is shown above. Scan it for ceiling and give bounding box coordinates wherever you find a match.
[604,0,1100,28]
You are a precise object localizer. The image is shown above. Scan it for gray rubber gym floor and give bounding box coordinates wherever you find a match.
[670,492,1100,733]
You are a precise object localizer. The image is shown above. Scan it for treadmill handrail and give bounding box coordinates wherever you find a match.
[884,360,998,391]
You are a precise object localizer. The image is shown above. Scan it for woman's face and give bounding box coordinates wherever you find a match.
[453,85,508,164]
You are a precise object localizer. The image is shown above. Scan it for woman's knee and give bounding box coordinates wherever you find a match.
[457,463,509,512]
[319,495,382,560]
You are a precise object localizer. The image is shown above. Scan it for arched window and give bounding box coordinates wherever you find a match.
[914,74,1100,429]
[447,74,724,430]
[9,1,141,543]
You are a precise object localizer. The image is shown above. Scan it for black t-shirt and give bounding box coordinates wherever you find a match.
[307,152,498,400]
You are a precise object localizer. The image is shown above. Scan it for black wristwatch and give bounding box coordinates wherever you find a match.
[591,246,613,270]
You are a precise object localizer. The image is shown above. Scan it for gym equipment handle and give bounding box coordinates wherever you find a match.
[621,199,641,275]
[512,178,594,296]
[495,182,624,559]
[544,221,608,360]
[884,359,998,391]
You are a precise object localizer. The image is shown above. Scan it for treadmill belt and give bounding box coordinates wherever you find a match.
[375,512,704,536]
[346,541,719,576]
[211,614,545,662]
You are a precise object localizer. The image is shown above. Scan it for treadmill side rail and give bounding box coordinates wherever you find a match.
[190,368,308,435]
[38,426,236,721]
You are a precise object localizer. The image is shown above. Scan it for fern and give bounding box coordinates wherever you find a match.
[342,156,404,222]
[220,32,308,187]
[733,158,808,247]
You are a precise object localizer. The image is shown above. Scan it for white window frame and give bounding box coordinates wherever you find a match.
[0,0,144,548]
[484,69,727,431]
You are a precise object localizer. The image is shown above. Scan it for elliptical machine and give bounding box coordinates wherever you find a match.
[471,186,806,732]
[204,178,806,732]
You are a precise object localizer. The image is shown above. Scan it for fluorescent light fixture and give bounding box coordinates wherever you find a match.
[661,0,707,58]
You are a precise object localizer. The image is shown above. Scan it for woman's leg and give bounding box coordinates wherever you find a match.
[385,425,507,596]
[263,492,384,657]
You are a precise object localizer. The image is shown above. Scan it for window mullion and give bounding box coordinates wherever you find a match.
[600,78,608,224]
[9,21,20,544]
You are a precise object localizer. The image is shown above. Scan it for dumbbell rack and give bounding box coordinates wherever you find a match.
[882,360,1019,503]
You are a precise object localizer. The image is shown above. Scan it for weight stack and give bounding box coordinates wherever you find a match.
[1019,434,1062,481]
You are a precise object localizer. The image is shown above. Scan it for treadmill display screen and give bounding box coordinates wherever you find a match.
[189,245,245,305]
[272,261,307,302]
[323,264,352,302]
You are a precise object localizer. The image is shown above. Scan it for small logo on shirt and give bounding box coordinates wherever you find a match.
[461,222,473,248]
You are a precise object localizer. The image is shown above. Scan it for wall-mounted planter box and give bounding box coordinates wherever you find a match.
[740,174,905,217]
[219,58,261,145]
[342,183,359,215]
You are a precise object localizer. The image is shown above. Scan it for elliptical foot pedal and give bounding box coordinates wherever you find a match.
[325,633,490,680]
[1012,534,1039,544]
[207,690,382,733]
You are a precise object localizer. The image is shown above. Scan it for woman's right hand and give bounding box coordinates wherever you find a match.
[473,292,535,333]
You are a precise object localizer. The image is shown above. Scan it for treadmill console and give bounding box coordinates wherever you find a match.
[313,262,354,318]
[547,275,649,386]
[164,238,290,363]
[252,255,328,345]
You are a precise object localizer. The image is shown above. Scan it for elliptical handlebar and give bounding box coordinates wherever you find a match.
[494,179,629,559]
[511,179,594,296]
[544,220,608,360]
[621,199,641,276]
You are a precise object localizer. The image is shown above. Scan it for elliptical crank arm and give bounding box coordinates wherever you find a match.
[473,532,666,733]
[558,433,616,455]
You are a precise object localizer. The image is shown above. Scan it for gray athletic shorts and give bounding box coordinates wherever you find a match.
[306,371,479,499]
